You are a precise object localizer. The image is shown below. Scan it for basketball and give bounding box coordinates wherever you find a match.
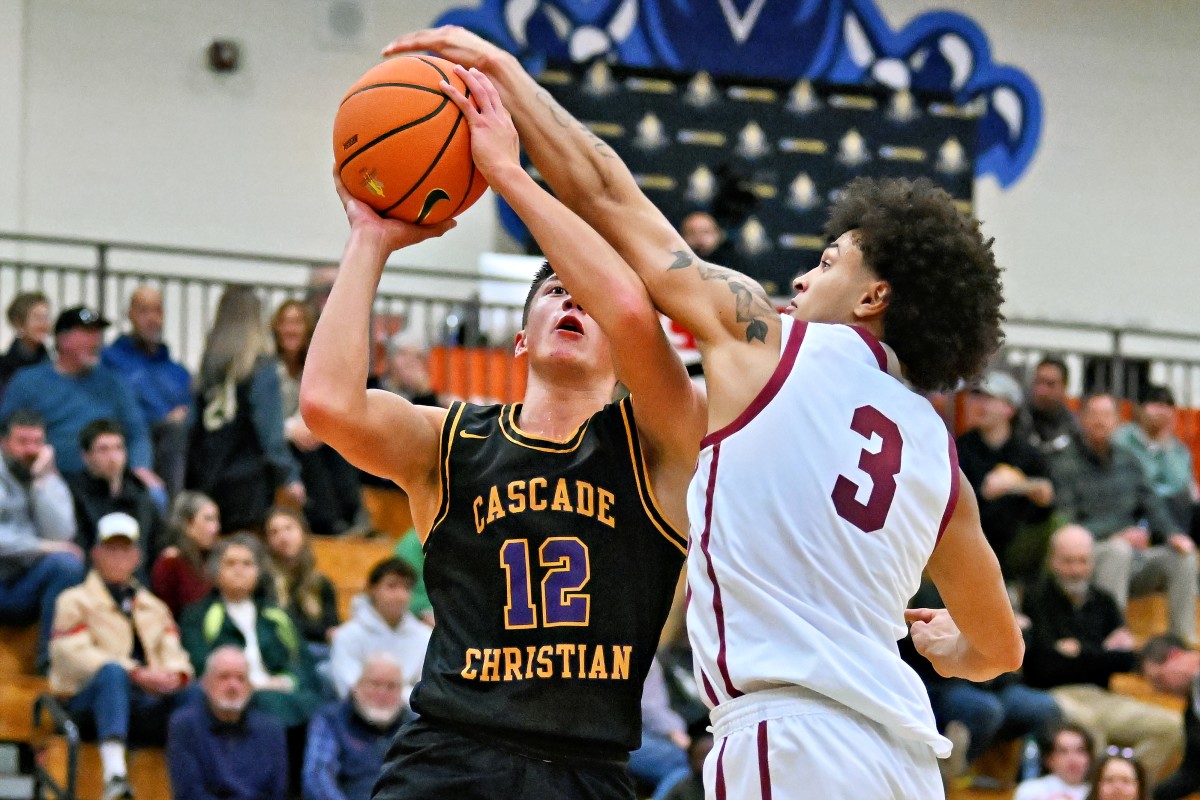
[333,55,488,226]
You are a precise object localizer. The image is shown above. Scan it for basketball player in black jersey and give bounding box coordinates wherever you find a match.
[301,67,706,800]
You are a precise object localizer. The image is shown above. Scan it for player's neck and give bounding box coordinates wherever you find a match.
[518,380,612,440]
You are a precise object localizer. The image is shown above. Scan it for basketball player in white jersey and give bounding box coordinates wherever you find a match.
[387,28,1025,797]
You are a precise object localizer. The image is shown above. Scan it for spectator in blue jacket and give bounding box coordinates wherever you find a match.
[0,307,161,492]
[168,645,288,800]
[303,654,408,800]
[102,286,192,499]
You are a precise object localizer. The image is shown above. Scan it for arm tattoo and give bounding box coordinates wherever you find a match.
[534,90,615,158]
[668,251,773,343]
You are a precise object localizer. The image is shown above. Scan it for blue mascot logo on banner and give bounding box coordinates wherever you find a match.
[433,0,1041,242]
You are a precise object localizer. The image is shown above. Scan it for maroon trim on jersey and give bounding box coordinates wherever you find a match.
[849,324,888,370]
[701,669,720,707]
[757,721,772,799]
[701,319,807,449]
[715,737,729,800]
[935,432,961,546]
[700,444,743,700]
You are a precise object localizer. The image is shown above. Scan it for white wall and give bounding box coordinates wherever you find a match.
[2,0,1198,334]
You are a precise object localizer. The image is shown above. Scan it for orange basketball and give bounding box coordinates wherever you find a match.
[333,55,488,225]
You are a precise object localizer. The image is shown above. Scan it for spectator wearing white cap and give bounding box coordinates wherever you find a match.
[49,511,193,800]
[957,371,1056,574]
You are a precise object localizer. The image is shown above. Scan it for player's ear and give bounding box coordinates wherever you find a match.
[513,329,528,358]
[855,279,890,322]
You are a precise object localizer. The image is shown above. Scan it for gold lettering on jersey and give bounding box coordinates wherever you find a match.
[486,487,505,525]
[557,643,576,678]
[507,480,527,513]
[597,488,615,528]
[551,480,573,511]
[576,481,594,515]
[457,644,635,682]
[480,648,502,682]
[588,645,608,679]
[471,479,618,533]
[503,647,523,681]
[529,477,548,511]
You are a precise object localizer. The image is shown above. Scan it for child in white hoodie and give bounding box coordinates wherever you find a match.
[329,558,432,704]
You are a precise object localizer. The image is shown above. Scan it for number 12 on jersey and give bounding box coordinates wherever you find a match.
[500,538,591,629]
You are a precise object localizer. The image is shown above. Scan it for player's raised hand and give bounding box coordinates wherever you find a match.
[332,166,455,252]
[440,66,520,183]
[905,607,965,678]
[382,25,505,71]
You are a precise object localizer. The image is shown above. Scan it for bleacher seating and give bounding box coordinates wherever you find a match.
[0,534,1192,800]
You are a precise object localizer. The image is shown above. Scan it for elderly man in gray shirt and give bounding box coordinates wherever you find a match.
[0,409,83,671]
[1051,393,1197,644]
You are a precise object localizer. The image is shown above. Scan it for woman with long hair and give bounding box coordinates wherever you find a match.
[1085,754,1148,800]
[262,505,339,650]
[271,299,362,535]
[185,286,303,532]
[150,491,220,617]
[179,533,321,728]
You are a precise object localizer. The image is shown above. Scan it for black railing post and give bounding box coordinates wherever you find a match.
[1112,328,1125,399]
[96,242,109,313]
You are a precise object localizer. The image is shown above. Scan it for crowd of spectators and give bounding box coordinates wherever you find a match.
[0,282,453,800]
[7,274,1200,800]
[917,357,1200,797]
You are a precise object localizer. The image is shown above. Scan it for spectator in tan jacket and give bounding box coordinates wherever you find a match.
[50,511,192,800]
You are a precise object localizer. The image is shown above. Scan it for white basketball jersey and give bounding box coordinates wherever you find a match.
[686,315,957,757]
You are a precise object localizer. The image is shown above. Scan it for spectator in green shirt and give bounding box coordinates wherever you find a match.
[1113,385,1196,534]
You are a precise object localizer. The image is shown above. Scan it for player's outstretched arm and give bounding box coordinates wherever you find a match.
[383,27,779,353]
[911,471,1025,681]
[300,175,455,499]
[442,67,705,473]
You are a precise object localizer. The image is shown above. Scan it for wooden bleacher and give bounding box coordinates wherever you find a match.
[0,540,1194,799]
[0,535,397,799]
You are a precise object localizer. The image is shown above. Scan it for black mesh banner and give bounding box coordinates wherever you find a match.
[534,61,979,296]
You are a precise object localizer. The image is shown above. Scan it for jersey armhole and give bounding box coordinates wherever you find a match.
[618,396,688,555]
[426,401,468,545]
[934,431,961,548]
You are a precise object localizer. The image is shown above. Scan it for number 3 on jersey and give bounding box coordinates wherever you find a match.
[831,405,904,533]
[500,538,591,629]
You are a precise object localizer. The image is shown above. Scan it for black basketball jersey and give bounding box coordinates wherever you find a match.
[409,396,687,758]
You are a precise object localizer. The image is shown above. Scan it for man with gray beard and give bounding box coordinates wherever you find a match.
[303,654,409,800]
[1023,525,1181,779]
[167,646,288,800]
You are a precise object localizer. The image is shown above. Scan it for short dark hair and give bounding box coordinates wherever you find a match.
[1036,356,1069,382]
[1139,383,1175,407]
[521,261,556,328]
[0,409,46,437]
[1140,633,1189,669]
[6,291,49,328]
[824,177,1004,391]
[79,418,125,452]
[367,557,417,588]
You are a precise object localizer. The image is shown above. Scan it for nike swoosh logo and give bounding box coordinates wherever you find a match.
[415,188,451,224]
[459,431,488,439]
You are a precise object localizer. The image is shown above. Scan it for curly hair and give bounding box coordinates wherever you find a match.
[824,177,1004,391]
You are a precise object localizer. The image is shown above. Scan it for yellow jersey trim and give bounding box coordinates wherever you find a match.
[428,401,467,543]
[497,403,590,453]
[619,396,688,555]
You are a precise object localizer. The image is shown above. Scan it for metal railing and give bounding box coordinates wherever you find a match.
[0,232,530,371]
[4,230,1200,404]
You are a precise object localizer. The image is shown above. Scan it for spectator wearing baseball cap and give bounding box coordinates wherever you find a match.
[0,305,162,495]
[49,510,192,800]
[1113,384,1196,535]
[957,370,1056,575]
